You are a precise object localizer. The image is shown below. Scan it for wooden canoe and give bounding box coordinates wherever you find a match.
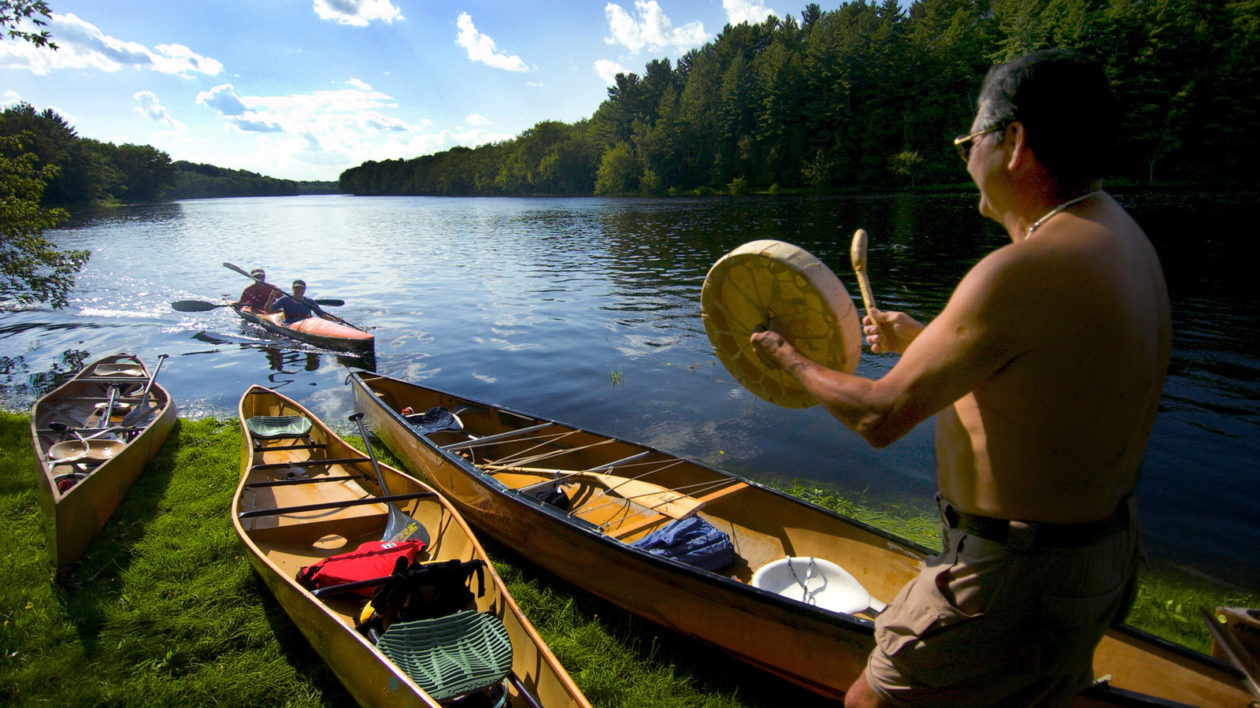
[30,353,176,574]
[233,304,374,354]
[233,385,589,708]
[348,370,1255,707]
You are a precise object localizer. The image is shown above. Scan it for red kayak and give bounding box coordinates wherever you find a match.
[234,305,374,355]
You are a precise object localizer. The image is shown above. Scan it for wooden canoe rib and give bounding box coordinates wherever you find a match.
[30,353,177,574]
[232,385,588,708]
[347,370,1255,707]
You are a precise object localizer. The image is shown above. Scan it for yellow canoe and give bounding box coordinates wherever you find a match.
[30,353,176,574]
[348,370,1254,707]
[234,385,588,708]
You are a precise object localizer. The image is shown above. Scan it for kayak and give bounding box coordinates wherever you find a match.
[234,385,589,708]
[233,304,374,354]
[347,370,1254,707]
[30,353,176,574]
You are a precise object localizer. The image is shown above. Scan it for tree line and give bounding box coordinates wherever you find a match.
[340,0,1260,197]
[0,103,334,206]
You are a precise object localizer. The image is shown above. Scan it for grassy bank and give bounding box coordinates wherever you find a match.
[0,414,826,707]
[2,413,1252,705]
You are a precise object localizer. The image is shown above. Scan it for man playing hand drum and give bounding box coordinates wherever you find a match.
[751,49,1169,707]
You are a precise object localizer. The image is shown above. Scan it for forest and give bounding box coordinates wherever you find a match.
[340,0,1260,197]
[0,104,326,205]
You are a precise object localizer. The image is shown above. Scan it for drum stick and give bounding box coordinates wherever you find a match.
[850,228,876,315]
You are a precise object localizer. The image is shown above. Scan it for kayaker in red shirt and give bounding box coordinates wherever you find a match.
[233,267,278,313]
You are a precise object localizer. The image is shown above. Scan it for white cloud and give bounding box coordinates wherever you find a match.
[455,13,528,72]
[2,90,20,108]
[313,0,402,27]
[723,0,776,25]
[604,1,708,54]
[465,114,491,126]
[133,91,185,130]
[594,59,630,84]
[0,13,221,76]
[196,85,249,116]
[188,78,510,179]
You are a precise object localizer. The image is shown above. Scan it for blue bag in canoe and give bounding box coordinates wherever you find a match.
[631,515,734,571]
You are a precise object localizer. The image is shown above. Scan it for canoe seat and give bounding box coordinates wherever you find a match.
[377,611,513,702]
[246,415,312,440]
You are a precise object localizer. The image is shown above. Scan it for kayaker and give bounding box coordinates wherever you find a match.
[270,280,330,323]
[233,267,278,313]
[751,49,1168,707]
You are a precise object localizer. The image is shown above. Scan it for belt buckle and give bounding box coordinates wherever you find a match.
[1007,520,1037,551]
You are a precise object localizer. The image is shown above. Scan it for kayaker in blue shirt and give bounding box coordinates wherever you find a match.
[270,280,329,323]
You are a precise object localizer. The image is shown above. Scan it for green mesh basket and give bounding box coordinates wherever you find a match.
[245,415,312,439]
[377,611,513,701]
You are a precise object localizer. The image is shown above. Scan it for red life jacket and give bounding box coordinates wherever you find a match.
[296,539,426,597]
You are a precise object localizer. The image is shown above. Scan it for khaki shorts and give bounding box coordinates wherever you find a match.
[866,502,1141,707]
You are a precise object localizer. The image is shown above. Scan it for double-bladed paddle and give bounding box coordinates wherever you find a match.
[220,262,346,305]
[171,297,344,312]
[223,262,359,328]
[349,412,430,545]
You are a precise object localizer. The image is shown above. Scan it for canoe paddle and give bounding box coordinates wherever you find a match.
[349,412,431,546]
[120,354,168,427]
[850,228,876,316]
[1200,608,1260,701]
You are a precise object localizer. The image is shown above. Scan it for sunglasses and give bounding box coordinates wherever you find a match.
[953,123,1007,162]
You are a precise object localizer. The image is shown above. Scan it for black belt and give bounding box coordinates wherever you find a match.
[939,496,1130,550]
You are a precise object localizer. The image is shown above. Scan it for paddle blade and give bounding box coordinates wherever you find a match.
[223,262,252,278]
[384,510,431,546]
[314,298,344,306]
[171,300,225,312]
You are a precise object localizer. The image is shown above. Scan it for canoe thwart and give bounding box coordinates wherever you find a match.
[243,475,362,489]
[441,422,555,451]
[237,490,436,519]
[377,611,513,702]
[250,457,372,471]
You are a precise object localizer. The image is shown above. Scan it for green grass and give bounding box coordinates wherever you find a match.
[0,413,828,707]
[2,412,1252,705]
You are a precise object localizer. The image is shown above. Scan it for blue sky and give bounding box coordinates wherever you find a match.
[2,0,847,181]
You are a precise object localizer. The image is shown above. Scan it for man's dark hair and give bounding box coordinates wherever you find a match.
[977,48,1119,183]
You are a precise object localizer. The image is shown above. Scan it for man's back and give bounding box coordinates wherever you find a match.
[935,194,1171,522]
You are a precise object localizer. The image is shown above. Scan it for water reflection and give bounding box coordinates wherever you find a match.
[0,348,93,402]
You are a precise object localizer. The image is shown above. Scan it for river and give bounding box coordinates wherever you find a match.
[2,191,1257,592]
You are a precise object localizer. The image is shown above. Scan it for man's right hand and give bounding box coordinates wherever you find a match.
[863,308,924,355]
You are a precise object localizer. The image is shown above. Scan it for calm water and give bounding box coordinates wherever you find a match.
[3,192,1257,592]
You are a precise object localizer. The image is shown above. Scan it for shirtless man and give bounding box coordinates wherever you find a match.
[751,49,1170,706]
